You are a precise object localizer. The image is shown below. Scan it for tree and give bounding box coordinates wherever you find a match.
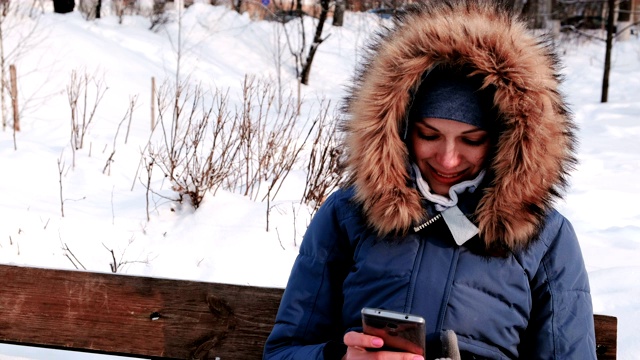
[96,0,101,19]
[300,0,330,85]
[601,0,615,103]
[53,0,75,14]
[233,0,243,13]
[333,0,345,27]
[281,0,331,86]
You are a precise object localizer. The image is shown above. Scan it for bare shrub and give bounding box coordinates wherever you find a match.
[57,152,66,217]
[143,156,154,221]
[78,0,99,20]
[29,0,47,16]
[143,74,332,216]
[66,69,108,167]
[113,0,138,24]
[142,74,339,228]
[228,75,316,203]
[104,95,138,176]
[103,239,150,273]
[148,80,243,208]
[61,242,85,270]
[301,103,344,216]
[148,0,170,31]
[66,69,107,149]
[0,1,46,132]
[219,76,327,231]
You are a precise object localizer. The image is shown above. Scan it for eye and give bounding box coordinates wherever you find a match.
[462,137,488,146]
[417,132,439,141]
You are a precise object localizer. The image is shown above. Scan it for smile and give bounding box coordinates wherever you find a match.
[429,164,466,179]
[428,165,469,185]
[435,171,462,178]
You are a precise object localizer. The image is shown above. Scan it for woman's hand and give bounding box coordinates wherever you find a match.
[342,331,424,360]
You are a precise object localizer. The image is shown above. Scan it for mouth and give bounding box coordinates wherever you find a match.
[435,171,462,178]
[429,165,467,184]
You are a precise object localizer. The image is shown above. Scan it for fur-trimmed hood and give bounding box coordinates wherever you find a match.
[342,0,577,250]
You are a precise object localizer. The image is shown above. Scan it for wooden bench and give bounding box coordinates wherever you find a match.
[0,264,618,359]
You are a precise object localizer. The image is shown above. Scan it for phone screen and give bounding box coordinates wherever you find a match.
[361,307,426,356]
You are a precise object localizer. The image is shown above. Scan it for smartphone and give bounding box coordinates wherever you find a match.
[361,307,426,356]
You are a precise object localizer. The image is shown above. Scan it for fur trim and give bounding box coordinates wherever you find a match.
[341,0,577,249]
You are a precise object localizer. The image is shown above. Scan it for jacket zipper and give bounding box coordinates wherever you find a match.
[436,245,459,331]
[413,213,442,233]
[404,232,426,312]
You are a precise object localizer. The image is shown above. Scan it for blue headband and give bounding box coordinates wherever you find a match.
[414,68,494,130]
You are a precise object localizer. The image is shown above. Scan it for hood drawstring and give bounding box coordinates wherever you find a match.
[412,163,483,245]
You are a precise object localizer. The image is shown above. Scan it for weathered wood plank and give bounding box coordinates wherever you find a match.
[0,264,284,359]
[0,264,618,359]
[594,314,617,360]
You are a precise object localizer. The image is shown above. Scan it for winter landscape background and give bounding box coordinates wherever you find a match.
[0,1,638,359]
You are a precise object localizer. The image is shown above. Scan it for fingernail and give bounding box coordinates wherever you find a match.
[371,338,383,347]
[413,356,424,360]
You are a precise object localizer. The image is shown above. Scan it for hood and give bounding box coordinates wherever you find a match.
[341,0,577,250]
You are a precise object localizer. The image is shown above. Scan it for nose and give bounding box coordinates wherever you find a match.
[438,142,461,169]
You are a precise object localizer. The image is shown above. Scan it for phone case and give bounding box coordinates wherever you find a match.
[361,307,426,355]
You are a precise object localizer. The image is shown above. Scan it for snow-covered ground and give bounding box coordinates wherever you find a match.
[0,2,638,359]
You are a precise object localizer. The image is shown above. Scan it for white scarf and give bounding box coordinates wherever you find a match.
[412,163,485,245]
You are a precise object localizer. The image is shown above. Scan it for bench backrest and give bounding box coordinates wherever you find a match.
[0,264,617,359]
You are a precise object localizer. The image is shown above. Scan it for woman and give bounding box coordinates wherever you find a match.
[263,1,596,359]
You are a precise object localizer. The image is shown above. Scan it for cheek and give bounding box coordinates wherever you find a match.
[412,143,433,160]
[410,139,435,160]
[466,145,491,167]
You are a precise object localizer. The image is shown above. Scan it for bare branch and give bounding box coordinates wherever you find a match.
[57,153,65,218]
[61,241,86,270]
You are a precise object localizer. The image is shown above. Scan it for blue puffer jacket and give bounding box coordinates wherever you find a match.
[263,187,596,359]
[265,1,597,358]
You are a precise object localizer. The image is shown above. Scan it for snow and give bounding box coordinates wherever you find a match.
[0,2,638,359]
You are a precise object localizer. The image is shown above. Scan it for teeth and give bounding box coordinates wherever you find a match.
[437,172,459,178]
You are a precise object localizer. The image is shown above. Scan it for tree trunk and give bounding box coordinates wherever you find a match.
[9,64,18,132]
[300,0,330,85]
[53,0,75,14]
[601,0,615,103]
[333,0,345,27]
[233,0,243,13]
[96,0,101,19]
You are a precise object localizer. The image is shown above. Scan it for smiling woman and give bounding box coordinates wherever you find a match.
[409,117,491,197]
[407,68,494,197]
[263,0,597,359]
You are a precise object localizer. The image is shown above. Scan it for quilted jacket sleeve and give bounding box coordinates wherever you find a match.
[263,190,355,360]
[520,213,597,359]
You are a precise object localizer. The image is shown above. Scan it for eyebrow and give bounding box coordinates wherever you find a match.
[419,121,487,135]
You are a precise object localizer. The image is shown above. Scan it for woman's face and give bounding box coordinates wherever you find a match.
[409,117,491,196]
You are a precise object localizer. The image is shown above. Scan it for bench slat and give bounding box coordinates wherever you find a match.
[0,264,282,359]
[0,264,617,359]
[594,314,617,360]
